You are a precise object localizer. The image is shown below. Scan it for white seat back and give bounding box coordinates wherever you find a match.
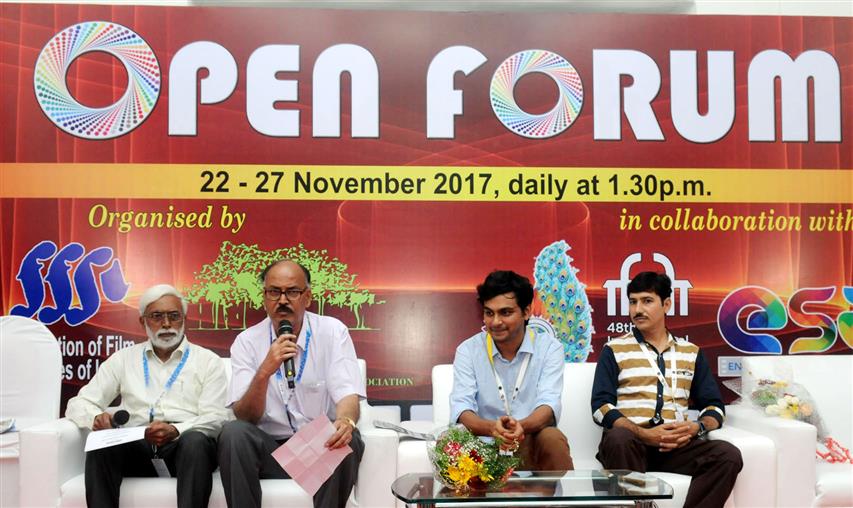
[431,364,454,426]
[0,316,62,429]
[560,363,602,467]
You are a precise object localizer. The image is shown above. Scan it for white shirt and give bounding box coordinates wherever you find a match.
[228,312,366,439]
[66,338,229,437]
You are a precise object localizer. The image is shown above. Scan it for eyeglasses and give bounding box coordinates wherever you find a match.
[144,311,184,323]
[264,287,308,301]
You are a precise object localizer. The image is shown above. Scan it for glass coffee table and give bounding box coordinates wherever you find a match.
[392,470,673,507]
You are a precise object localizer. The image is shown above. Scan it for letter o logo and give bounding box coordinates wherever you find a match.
[34,22,160,139]
[490,50,583,139]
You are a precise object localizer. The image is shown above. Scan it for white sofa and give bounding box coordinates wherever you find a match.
[396,363,776,507]
[0,316,63,508]
[19,358,400,508]
[725,355,853,507]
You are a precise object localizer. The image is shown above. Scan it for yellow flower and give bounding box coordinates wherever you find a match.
[447,465,470,485]
[478,471,494,482]
[458,455,478,473]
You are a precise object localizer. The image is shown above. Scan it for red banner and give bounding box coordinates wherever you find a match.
[1,4,851,410]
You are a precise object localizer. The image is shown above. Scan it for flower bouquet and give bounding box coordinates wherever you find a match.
[749,379,824,430]
[743,367,851,464]
[427,425,520,492]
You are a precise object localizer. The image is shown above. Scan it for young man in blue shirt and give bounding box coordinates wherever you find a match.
[450,270,573,470]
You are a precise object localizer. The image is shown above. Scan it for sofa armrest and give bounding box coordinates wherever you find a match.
[359,401,401,428]
[19,418,85,507]
[709,425,776,507]
[354,425,398,508]
[726,405,817,508]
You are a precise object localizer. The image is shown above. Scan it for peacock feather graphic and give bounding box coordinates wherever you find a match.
[532,240,594,362]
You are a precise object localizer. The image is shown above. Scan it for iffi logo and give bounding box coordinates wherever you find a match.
[33,21,160,140]
[603,252,692,317]
[10,241,130,326]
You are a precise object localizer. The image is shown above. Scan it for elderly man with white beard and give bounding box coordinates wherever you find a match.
[66,284,228,508]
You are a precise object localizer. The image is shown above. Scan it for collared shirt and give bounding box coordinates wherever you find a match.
[66,338,229,437]
[227,312,366,439]
[449,328,564,426]
[591,329,726,429]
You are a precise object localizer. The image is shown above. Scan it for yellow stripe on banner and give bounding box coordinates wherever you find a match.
[1,164,851,203]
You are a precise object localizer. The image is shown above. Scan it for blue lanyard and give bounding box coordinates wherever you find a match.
[269,318,312,432]
[268,319,312,385]
[143,345,190,422]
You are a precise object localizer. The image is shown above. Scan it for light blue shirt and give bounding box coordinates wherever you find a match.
[449,327,564,426]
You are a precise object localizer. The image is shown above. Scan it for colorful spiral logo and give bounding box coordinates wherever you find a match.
[34,22,160,139]
[490,50,583,139]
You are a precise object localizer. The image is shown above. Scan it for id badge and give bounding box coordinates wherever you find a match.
[675,411,684,422]
[151,458,171,478]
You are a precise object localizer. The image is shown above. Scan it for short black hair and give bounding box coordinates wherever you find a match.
[627,271,672,301]
[258,259,312,286]
[476,270,534,310]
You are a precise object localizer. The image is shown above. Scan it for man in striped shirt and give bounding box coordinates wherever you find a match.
[591,272,742,508]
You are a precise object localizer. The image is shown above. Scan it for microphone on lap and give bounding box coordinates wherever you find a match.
[111,409,130,428]
[277,320,296,389]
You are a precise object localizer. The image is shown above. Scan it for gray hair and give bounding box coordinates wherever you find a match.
[138,284,188,316]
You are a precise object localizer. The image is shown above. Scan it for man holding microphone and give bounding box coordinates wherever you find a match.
[218,259,365,508]
[65,284,228,508]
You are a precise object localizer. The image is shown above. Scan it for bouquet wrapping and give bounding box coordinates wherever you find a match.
[427,425,520,492]
[741,362,850,463]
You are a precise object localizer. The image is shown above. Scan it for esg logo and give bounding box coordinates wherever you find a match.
[10,241,130,326]
[718,286,853,354]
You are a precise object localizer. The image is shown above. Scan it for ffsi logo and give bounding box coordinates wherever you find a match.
[10,241,130,326]
[603,252,692,317]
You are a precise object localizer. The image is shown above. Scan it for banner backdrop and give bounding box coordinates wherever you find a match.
[1,4,851,412]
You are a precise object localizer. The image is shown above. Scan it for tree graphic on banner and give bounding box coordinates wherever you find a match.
[184,242,382,330]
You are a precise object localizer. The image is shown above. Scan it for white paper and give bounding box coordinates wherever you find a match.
[84,426,146,452]
[372,420,434,440]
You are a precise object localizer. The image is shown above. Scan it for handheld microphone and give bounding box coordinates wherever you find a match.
[111,409,130,428]
[277,320,296,389]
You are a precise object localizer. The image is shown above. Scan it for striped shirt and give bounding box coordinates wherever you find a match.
[591,330,725,429]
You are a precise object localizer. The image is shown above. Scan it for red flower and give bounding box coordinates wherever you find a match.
[468,477,487,490]
[444,441,462,456]
[469,449,483,463]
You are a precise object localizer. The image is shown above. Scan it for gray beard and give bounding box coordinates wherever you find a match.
[146,324,185,350]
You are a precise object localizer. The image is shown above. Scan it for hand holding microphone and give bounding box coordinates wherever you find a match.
[92,409,130,430]
[262,320,298,383]
[277,320,297,389]
[111,409,130,428]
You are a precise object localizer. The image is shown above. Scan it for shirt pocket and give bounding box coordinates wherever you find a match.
[296,380,328,420]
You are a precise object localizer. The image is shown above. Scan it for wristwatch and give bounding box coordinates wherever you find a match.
[340,416,357,430]
[695,421,708,439]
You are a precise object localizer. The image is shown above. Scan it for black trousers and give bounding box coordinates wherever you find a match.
[84,430,217,508]
[218,419,365,508]
[596,427,743,508]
